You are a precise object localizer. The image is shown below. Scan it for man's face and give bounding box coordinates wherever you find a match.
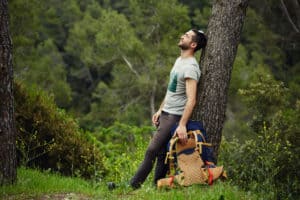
[178,30,196,50]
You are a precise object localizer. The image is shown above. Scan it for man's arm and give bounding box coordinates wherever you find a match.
[176,78,197,144]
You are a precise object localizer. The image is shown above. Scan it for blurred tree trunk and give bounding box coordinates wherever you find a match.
[0,0,16,185]
[192,0,249,162]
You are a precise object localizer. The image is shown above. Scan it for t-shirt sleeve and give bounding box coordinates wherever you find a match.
[184,64,201,81]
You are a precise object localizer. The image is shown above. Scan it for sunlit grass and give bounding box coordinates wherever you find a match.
[0,167,258,200]
[0,167,97,199]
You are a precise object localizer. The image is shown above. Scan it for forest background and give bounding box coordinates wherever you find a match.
[4,0,300,199]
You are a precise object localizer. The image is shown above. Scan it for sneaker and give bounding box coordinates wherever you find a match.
[107,182,116,190]
[130,182,141,190]
[130,179,144,190]
[107,181,140,190]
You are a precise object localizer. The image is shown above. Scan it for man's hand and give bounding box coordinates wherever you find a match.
[152,110,161,127]
[176,124,188,145]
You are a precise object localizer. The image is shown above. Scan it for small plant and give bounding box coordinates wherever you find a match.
[16,129,55,166]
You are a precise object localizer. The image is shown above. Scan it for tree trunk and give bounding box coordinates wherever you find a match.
[0,0,16,185]
[192,0,249,162]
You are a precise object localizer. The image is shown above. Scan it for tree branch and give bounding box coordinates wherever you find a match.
[122,55,140,78]
[289,0,300,29]
[280,0,300,32]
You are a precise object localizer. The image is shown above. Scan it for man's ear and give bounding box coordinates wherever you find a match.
[191,42,197,49]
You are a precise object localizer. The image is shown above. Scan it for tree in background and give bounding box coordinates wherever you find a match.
[9,0,76,108]
[249,0,300,102]
[79,0,191,129]
[192,0,249,161]
[0,0,16,185]
[8,0,300,139]
[223,7,286,141]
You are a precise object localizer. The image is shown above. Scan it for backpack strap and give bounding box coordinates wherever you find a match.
[165,136,178,164]
[207,168,214,185]
[165,136,178,175]
[189,130,212,155]
[192,129,206,142]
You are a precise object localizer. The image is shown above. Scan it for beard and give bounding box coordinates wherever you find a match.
[178,42,190,50]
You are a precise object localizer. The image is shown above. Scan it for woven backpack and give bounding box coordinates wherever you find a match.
[157,121,226,188]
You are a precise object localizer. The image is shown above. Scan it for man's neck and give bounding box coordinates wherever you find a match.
[180,49,194,58]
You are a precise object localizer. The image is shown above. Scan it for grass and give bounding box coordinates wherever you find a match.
[0,167,258,200]
[1,167,96,199]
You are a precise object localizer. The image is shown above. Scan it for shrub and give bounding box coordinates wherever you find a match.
[219,125,297,199]
[219,75,300,199]
[14,82,107,179]
[92,122,154,182]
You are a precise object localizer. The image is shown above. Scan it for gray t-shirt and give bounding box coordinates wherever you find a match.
[163,56,201,115]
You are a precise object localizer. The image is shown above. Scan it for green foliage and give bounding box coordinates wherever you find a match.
[220,75,300,199]
[248,0,300,77]
[9,0,300,131]
[66,5,141,68]
[241,8,285,72]
[65,4,146,120]
[10,0,73,108]
[220,130,295,199]
[39,0,83,48]
[224,7,287,141]
[239,74,288,132]
[22,39,72,107]
[92,122,154,182]
[191,4,211,30]
[14,83,107,179]
[287,62,300,102]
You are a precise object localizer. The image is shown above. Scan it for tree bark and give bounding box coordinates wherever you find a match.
[192,0,249,162]
[0,0,16,185]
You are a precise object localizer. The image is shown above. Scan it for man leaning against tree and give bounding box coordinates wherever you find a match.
[129,29,207,189]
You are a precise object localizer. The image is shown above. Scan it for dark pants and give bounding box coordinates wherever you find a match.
[130,112,181,188]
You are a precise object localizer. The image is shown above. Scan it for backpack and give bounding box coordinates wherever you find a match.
[157,120,226,188]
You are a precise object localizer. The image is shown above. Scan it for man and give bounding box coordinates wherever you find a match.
[130,29,207,189]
